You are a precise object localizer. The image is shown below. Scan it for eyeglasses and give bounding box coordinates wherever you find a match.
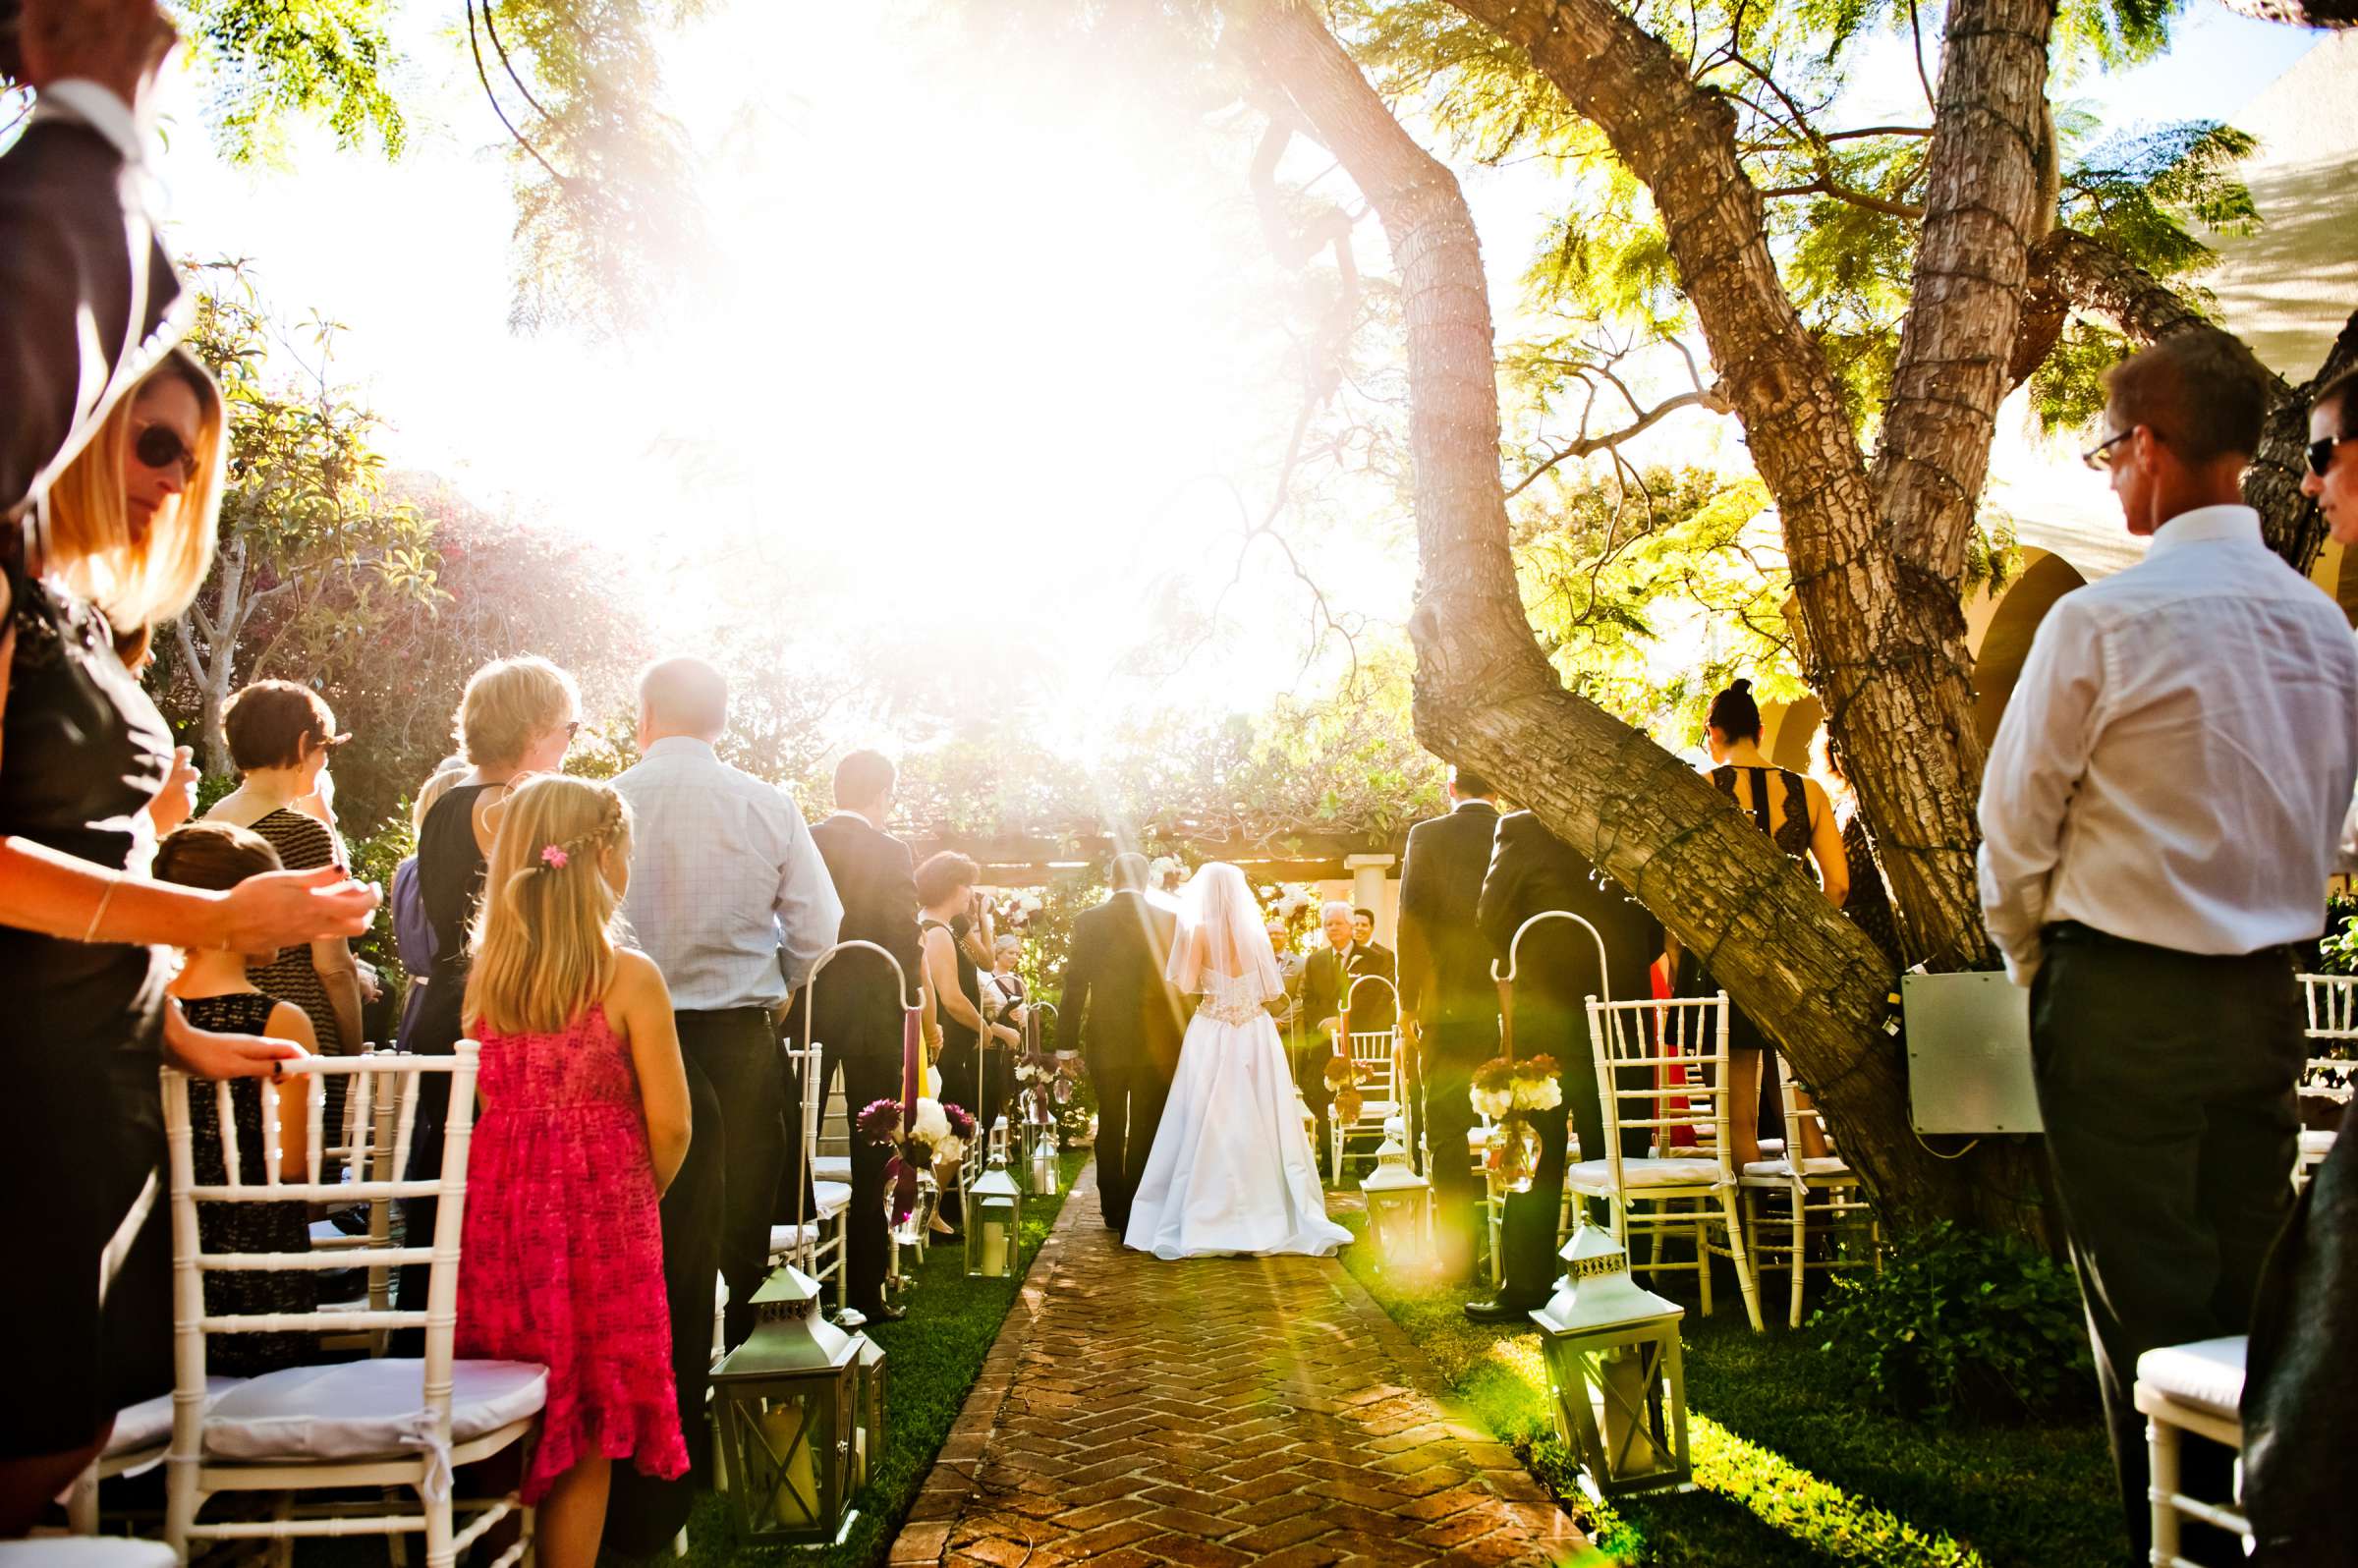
[134,423,196,480]
[563,720,581,742]
[2309,434,2354,478]
[2081,429,2135,472]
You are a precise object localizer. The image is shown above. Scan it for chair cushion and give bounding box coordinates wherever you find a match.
[768,1222,820,1254]
[814,1155,853,1183]
[0,1542,176,1566]
[1565,1157,1721,1189]
[2299,1128,2336,1157]
[814,1180,851,1219]
[203,1358,546,1463]
[1741,1156,1852,1179]
[108,1376,244,1456]
[2136,1336,2246,1419]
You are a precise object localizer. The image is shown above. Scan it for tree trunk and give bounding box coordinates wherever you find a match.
[1228,0,2048,1239]
[187,537,249,776]
[2253,311,2358,574]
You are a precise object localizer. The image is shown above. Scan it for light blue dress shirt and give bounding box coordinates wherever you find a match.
[613,736,843,1009]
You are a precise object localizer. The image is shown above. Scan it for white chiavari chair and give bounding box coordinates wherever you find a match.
[1326,977,1406,1180]
[1571,992,1764,1331]
[2297,974,2354,1185]
[1738,1049,1879,1327]
[2134,1336,2252,1565]
[162,1045,543,1568]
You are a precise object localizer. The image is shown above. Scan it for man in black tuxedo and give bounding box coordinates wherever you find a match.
[1298,900,1397,1164]
[1397,767,1503,1280]
[4,1,188,519]
[1470,810,1661,1318]
[1060,853,1181,1233]
[790,750,923,1323]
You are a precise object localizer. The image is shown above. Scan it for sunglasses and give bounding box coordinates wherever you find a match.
[2309,434,2353,478]
[134,423,197,480]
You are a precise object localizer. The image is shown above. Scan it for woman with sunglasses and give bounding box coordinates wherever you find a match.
[0,347,380,1526]
[392,655,581,1331]
[204,681,366,1068]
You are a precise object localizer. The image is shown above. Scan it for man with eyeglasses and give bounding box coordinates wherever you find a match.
[1979,329,2358,1564]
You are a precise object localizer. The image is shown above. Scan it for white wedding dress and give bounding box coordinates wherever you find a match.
[1123,865,1351,1261]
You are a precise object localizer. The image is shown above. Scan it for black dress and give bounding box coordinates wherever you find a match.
[926,916,988,1121]
[1838,813,1903,968]
[394,781,492,1318]
[179,992,317,1376]
[0,521,175,1456]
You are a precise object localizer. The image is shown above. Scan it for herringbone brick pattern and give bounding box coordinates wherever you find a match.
[889,1166,1583,1566]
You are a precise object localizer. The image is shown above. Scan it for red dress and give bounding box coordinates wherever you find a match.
[457,1004,687,1501]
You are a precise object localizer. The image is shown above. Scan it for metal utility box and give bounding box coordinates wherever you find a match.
[1902,972,2045,1135]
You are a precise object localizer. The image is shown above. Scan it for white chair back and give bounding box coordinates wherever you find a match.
[2300,973,2357,1100]
[1586,993,1736,1189]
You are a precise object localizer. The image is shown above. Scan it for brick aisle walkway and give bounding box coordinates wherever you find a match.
[888,1164,1585,1566]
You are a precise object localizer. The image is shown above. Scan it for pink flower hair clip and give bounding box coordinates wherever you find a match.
[539,845,569,870]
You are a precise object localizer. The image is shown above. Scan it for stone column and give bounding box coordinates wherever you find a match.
[1344,853,1398,942]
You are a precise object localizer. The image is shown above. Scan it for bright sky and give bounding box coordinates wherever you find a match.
[139,1,2325,734]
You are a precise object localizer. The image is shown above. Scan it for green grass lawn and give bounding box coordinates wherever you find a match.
[632,1144,1089,1567]
[1333,1211,2127,1568]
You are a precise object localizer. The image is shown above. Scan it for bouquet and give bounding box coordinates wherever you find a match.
[1013,1042,1082,1122]
[861,1096,976,1222]
[1469,1055,1561,1195]
[1323,1052,1366,1127]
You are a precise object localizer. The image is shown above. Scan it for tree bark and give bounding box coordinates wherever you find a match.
[1443,0,2020,980]
[2253,310,2358,574]
[1227,0,2046,1238]
[2211,0,2356,25]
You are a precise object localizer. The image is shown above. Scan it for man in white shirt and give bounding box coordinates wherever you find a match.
[613,659,841,1364]
[1978,329,2358,1561]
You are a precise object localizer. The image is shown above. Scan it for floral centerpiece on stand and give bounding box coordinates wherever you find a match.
[1471,1054,1561,1194]
[1323,1052,1366,1127]
[860,1096,975,1227]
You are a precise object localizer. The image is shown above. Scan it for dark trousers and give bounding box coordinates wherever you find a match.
[604,1054,725,1555]
[1498,996,1645,1303]
[821,1041,899,1314]
[1088,1051,1168,1233]
[1290,1030,1333,1165]
[2031,926,2303,1564]
[1422,1020,1492,1280]
[676,1008,791,1352]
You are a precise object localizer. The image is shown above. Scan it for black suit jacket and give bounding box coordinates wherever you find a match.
[1478,811,1661,1015]
[1300,942,1397,1036]
[1399,802,1503,1029]
[800,812,922,1059]
[1,116,185,516]
[1058,890,1181,1076]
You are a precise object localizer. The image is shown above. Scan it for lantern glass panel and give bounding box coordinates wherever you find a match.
[720,1381,849,1539]
[852,1337,887,1491]
[971,1195,1020,1276]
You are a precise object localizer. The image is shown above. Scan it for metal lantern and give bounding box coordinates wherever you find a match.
[851,1331,888,1492]
[966,1152,1024,1279]
[1358,1118,1434,1266]
[1530,1222,1692,1497]
[710,1264,862,1542]
[1022,1113,1061,1196]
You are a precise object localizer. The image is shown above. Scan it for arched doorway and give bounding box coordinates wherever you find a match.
[1971,550,2088,746]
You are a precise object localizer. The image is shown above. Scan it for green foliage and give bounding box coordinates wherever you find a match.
[2028,318,2133,433]
[342,801,414,981]
[2312,895,2358,977]
[1811,1221,2096,1422]
[177,0,407,160]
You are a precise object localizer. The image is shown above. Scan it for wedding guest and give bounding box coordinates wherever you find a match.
[1979,329,2358,1561]
[1266,920,1307,1034]
[0,349,374,1530]
[1352,907,1394,975]
[1398,767,1504,1279]
[1678,679,1845,1168]
[456,776,690,1568]
[391,762,467,1051]
[920,852,1020,1226]
[1471,811,1659,1319]
[2305,364,2357,547]
[1300,899,1396,1161]
[992,934,1031,1037]
[395,655,581,1325]
[1,0,184,516]
[155,822,319,1377]
[205,682,365,1064]
[1814,728,1903,968]
[612,655,841,1351]
[1059,853,1181,1234]
[786,750,923,1324]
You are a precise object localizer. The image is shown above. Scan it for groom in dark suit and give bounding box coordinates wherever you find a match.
[789,750,923,1323]
[1060,853,1181,1233]
[1398,766,1503,1281]
[1470,810,1660,1318]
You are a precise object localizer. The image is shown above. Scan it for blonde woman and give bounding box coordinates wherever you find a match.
[394,655,581,1328]
[0,348,377,1524]
[456,776,690,1567]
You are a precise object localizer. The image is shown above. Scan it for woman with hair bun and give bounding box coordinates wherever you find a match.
[1683,678,1847,1168]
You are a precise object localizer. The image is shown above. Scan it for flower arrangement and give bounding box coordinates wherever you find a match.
[1258,880,1320,939]
[989,889,1046,932]
[1469,1055,1561,1195]
[1012,1041,1082,1120]
[861,1095,976,1222]
[1323,1052,1366,1127]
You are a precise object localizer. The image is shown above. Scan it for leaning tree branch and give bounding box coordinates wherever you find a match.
[1506,386,1724,497]
[1757,177,1927,220]
[2006,227,2240,387]
[2210,0,2356,23]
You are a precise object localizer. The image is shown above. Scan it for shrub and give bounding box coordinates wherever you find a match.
[1810,1221,2095,1422]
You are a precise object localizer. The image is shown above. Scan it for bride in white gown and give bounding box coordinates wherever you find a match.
[1124,862,1352,1260]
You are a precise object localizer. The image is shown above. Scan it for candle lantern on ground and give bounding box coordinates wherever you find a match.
[851,1331,887,1491]
[1359,1117,1434,1267]
[966,1152,1024,1278]
[1530,1221,1692,1497]
[1022,1111,1060,1196]
[710,1263,863,1542]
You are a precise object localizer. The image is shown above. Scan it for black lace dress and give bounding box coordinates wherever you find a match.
[179,991,317,1376]
[1680,765,1816,1058]
[1,520,175,1454]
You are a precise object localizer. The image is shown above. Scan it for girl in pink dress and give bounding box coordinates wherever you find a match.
[458,776,693,1567]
